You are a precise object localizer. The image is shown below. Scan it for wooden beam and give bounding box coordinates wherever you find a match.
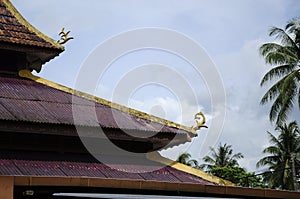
[13,176,300,199]
[0,176,13,199]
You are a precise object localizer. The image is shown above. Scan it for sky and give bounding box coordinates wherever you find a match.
[11,0,300,172]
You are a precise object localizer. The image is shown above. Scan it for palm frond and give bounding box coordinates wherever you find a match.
[263,70,299,123]
[231,152,244,160]
[262,146,281,155]
[266,131,283,151]
[260,20,300,127]
[202,143,244,171]
[202,155,216,165]
[177,153,191,164]
[298,74,300,109]
[187,159,199,167]
[269,27,297,49]
[260,43,297,60]
[275,71,298,125]
[260,64,296,86]
[257,121,300,190]
[264,51,297,66]
[260,78,284,104]
[269,92,284,122]
[285,18,300,34]
[260,43,284,56]
[256,156,278,168]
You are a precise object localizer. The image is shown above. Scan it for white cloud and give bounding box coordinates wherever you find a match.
[161,39,276,172]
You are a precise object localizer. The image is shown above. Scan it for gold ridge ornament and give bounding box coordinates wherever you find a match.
[58,27,74,45]
[192,112,208,131]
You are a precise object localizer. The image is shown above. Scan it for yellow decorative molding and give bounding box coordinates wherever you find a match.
[18,69,195,135]
[146,151,235,186]
[2,0,64,50]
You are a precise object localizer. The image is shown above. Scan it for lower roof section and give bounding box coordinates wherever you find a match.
[2,151,299,198]
[0,150,213,185]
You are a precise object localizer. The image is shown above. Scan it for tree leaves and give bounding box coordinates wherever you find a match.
[177,144,264,188]
[268,27,297,49]
[256,121,300,190]
[210,166,264,188]
[176,153,200,168]
[260,18,300,125]
[200,143,243,171]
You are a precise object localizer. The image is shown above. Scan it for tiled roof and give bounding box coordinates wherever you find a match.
[0,76,188,134]
[0,0,63,50]
[0,150,214,185]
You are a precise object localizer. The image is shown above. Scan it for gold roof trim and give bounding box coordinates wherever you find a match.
[2,0,64,50]
[147,151,235,186]
[19,69,195,134]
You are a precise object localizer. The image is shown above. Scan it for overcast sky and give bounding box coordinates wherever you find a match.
[11,0,300,172]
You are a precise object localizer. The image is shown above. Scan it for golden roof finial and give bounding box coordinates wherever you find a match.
[57,27,74,45]
[192,112,208,131]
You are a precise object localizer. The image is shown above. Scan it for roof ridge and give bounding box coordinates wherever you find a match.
[18,69,196,135]
[2,0,64,50]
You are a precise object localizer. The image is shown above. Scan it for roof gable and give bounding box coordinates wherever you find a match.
[0,0,64,73]
[0,0,63,50]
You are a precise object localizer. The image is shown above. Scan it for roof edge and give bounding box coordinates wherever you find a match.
[11,176,300,198]
[18,69,196,135]
[2,0,64,51]
[146,151,235,186]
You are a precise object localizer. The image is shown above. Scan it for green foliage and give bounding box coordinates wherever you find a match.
[200,143,244,171]
[256,121,300,190]
[196,143,265,188]
[260,18,300,125]
[210,166,265,188]
[177,153,200,169]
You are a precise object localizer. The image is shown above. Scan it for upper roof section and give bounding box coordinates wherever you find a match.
[0,0,64,73]
[17,69,197,136]
[0,70,198,150]
[0,74,190,135]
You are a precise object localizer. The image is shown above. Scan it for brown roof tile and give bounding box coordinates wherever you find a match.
[0,0,63,50]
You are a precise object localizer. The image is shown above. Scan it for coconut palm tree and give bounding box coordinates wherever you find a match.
[200,143,244,172]
[177,153,199,168]
[260,18,300,125]
[256,121,300,190]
